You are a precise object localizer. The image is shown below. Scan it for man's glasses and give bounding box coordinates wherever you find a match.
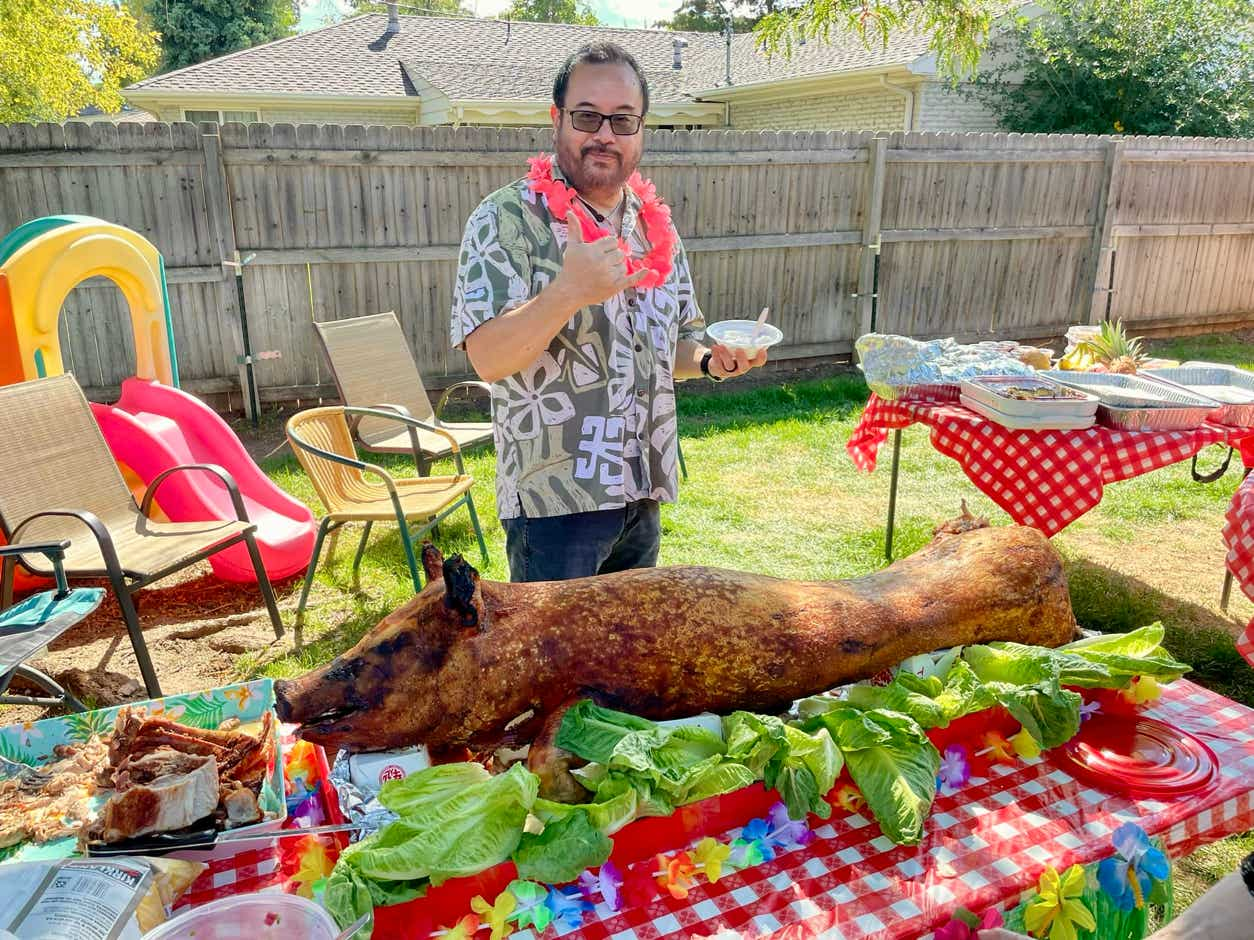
[562,109,644,136]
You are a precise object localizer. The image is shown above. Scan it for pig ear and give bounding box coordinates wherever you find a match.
[442,554,483,629]
[422,542,445,583]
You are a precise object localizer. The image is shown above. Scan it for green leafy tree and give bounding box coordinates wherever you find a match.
[144,0,298,71]
[971,0,1254,136]
[754,0,997,76]
[345,0,472,15]
[0,0,160,121]
[503,0,599,25]
[656,0,771,31]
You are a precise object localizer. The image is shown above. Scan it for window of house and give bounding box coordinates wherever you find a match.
[183,109,259,125]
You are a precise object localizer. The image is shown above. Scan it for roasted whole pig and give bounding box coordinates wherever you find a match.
[275,522,1076,764]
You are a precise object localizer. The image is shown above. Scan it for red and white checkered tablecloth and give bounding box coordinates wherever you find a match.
[179,681,1254,939]
[1221,471,1254,669]
[847,393,1254,536]
[552,679,1254,940]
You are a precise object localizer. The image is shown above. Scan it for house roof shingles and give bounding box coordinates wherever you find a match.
[126,13,933,102]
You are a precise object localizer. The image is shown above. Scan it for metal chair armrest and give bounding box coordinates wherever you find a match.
[434,381,492,423]
[9,510,123,595]
[346,406,466,474]
[0,540,72,598]
[139,463,249,523]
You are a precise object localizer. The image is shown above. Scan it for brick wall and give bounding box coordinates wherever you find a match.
[728,88,906,131]
[916,82,1004,133]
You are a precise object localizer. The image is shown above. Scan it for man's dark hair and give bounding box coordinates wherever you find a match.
[553,42,650,117]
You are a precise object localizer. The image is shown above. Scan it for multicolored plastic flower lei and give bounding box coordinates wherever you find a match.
[525,153,677,290]
[1096,822,1170,911]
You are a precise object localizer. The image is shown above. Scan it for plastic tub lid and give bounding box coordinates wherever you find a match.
[1056,715,1218,799]
[142,893,341,939]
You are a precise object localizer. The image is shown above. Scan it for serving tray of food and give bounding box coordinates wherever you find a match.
[1041,370,1221,431]
[1142,363,1254,427]
[961,375,1099,418]
[959,394,1097,430]
[0,679,285,866]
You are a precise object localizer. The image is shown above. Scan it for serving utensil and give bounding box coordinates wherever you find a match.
[750,307,771,347]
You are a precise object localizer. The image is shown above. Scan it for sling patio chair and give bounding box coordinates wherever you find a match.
[314,312,494,476]
[286,405,489,621]
[0,540,102,712]
[0,374,285,699]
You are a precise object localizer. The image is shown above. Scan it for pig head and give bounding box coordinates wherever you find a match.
[273,545,549,754]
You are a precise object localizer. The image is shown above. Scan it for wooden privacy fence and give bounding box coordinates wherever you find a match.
[1,122,1253,407]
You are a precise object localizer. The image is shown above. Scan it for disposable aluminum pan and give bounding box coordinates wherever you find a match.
[1041,369,1221,432]
[1095,403,1221,432]
[1142,364,1254,427]
[1041,370,1220,409]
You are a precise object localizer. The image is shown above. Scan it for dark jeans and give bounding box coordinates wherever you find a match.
[502,500,661,582]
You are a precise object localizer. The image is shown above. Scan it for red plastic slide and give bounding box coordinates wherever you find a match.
[92,378,316,583]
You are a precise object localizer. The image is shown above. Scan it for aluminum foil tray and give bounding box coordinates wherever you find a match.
[1041,370,1221,411]
[1143,364,1254,427]
[1096,403,1218,432]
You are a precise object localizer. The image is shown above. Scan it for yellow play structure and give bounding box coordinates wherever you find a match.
[0,216,177,387]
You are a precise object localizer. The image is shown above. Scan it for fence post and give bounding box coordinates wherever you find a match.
[198,125,253,418]
[1082,138,1126,325]
[857,135,888,336]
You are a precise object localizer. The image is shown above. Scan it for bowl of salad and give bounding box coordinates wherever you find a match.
[706,319,784,356]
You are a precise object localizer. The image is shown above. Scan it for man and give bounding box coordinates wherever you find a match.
[451,41,767,583]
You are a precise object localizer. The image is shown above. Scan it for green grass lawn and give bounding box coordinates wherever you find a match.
[244,331,1254,909]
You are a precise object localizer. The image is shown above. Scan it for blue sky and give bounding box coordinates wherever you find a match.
[299,0,680,31]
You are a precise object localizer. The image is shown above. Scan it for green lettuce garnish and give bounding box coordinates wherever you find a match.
[513,809,612,884]
[803,704,938,846]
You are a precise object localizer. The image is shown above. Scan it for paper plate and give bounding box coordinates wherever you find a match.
[1057,715,1218,798]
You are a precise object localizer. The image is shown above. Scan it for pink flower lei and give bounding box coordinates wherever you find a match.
[526,153,677,290]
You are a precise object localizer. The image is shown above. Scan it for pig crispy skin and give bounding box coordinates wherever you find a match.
[274,523,1076,757]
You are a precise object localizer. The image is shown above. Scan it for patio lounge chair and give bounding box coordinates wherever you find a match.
[286,405,489,620]
[314,312,494,476]
[0,540,102,712]
[0,374,285,699]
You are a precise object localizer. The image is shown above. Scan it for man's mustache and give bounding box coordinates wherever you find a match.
[581,145,620,160]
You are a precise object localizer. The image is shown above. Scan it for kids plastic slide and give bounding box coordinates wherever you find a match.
[93,378,316,583]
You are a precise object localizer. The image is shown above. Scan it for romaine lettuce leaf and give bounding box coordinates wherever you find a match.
[513,809,612,884]
[554,700,659,764]
[807,707,939,846]
[1060,624,1190,684]
[350,762,538,885]
[986,681,1082,749]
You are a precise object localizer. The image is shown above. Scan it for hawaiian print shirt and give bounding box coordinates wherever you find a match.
[450,160,705,520]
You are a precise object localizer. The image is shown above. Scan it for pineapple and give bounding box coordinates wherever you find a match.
[1076,319,1146,374]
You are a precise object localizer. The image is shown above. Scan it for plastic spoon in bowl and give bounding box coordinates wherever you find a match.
[750,307,771,347]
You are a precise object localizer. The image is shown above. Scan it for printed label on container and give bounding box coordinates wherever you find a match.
[0,859,152,940]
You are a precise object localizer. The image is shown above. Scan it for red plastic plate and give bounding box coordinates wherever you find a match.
[1057,715,1218,798]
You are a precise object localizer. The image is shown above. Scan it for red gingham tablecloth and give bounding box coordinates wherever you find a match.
[176,680,1254,939]
[1221,470,1254,669]
[847,393,1254,537]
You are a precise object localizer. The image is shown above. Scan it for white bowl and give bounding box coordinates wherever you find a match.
[706,319,784,356]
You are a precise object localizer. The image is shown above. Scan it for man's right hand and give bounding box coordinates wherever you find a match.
[556,210,649,310]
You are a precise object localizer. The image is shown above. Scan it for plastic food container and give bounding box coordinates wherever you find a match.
[141,893,341,939]
[959,394,1096,431]
[706,319,784,356]
[960,375,1099,418]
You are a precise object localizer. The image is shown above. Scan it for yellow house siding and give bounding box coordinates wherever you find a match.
[917,82,1003,133]
[260,105,418,125]
[728,88,906,131]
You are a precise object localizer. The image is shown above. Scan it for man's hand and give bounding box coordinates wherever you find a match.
[555,211,649,309]
[708,342,768,380]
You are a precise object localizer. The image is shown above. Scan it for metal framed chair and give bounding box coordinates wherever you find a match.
[286,405,489,621]
[0,374,285,699]
[313,312,494,475]
[0,540,102,712]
